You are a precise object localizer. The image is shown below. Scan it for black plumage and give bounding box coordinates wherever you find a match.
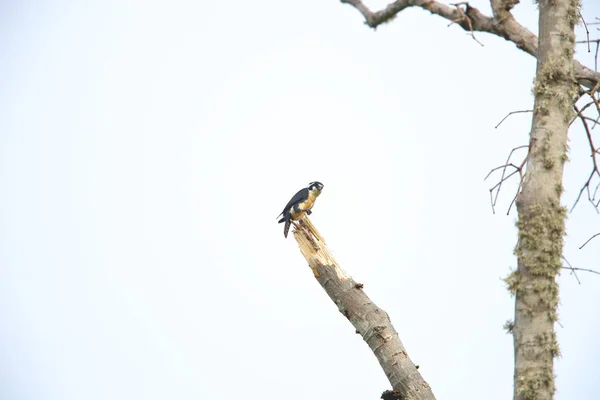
[277,181,323,238]
[277,188,309,238]
[278,188,309,222]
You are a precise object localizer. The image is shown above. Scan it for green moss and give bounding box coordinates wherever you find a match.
[516,366,556,400]
[536,279,560,311]
[523,305,535,318]
[503,320,515,334]
[535,101,550,116]
[561,142,570,162]
[532,55,576,116]
[516,203,566,275]
[536,332,561,358]
[564,46,574,59]
[504,269,521,296]
[566,0,582,26]
[514,202,566,321]
[539,130,553,169]
[555,183,564,196]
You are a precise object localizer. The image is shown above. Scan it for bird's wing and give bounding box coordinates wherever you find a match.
[278,188,309,218]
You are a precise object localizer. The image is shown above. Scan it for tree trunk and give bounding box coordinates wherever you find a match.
[510,0,578,399]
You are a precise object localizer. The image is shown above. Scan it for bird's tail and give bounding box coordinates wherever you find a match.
[277,211,288,224]
[283,219,291,238]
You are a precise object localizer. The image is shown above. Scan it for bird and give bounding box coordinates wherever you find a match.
[277,181,324,238]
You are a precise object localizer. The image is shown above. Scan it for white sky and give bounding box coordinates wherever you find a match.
[1,1,599,399]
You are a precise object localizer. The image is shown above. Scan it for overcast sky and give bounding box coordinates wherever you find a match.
[1,1,599,399]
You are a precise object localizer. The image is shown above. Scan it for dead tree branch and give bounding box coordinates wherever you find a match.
[484,144,529,215]
[561,256,581,284]
[579,232,600,249]
[560,253,600,282]
[576,13,599,71]
[580,12,591,53]
[561,266,600,277]
[570,99,600,128]
[571,105,600,212]
[292,218,435,400]
[495,109,533,129]
[340,0,600,91]
[449,3,484,46]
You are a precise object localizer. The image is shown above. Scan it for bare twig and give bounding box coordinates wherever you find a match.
[570,98,600,128]
[495,109,533,129]
[571,105,600,212]
[579,232,600,249]
[485,145,529,215]
[575,82,600,130]
[582,115,600,128]
[561,266,600,277]
[561,256,580,284]
[449,3,484,46]
[596,42,599,72]
[573,114,600,129]
[571,100,595,122]
[583,82,600,117]
[577,39,600,72]
[580,12,591,53]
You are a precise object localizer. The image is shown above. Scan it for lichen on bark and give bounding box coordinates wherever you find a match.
[515,365,556,400]
[512,0,577,398]
[516,203,566,275]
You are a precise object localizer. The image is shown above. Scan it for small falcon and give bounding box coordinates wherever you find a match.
[277,181,324,238]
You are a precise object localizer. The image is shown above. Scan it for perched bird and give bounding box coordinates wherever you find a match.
[277,181,324,238]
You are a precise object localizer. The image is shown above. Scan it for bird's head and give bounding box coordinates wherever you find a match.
[308,181,324,193]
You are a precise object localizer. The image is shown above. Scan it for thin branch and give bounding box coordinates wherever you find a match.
[571,105,600,212]
[582,115,600,128]
[449,3,484,46]
[576,39,600,72]
[570,99,596,126]
[561,256,580,284]
[584,81,600,117]
[484,145,529,215]
[580,12,591,53]
[292,218,436,400]
[589,16,600,70]
[340,0,600,91]
[579,232,600,249]
[574,81,600,130]
[561,266,600,277]
[495,109,533,129]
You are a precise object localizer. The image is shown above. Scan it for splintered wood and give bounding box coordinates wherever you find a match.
[292,217,348,281]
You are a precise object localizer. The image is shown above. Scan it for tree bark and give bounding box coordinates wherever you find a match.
[340,0,599,92]
[510,0,578,399]
[292,218,436,400]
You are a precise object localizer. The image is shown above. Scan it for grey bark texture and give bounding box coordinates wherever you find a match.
[292,218,436,400]
[510,0,578,399]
